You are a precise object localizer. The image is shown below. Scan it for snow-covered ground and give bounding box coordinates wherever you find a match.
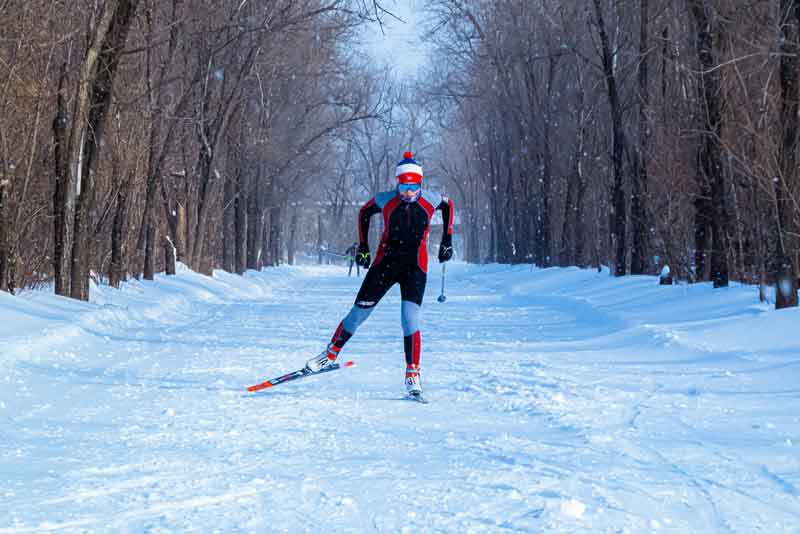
[1,262,799,533]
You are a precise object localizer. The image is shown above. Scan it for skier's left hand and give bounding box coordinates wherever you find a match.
[438,242,453,263]
[356,243,371,268]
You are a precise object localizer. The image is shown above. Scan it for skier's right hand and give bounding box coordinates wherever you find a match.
[355,243,371,268]
[438,234,453,263]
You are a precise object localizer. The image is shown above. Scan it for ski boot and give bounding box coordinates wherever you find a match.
[404,364,422,395]
[305,344,340,373]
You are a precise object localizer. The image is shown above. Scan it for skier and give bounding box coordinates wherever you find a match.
[345,242,360,276]
[306,151,454,396]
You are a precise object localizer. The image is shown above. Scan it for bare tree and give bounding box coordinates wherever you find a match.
[70,0,140,300]
[688,0,729,288]
[775,0,800,307]
[631,0,652,274]
[53,3,122,298]
[592,0,628,277]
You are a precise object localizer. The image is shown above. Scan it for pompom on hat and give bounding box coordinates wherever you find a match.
[396,151,423,184]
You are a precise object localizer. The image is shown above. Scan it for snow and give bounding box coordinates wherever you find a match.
[1,262,799,533]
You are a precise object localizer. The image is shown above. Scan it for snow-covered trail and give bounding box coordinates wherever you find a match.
[2,263,799,532]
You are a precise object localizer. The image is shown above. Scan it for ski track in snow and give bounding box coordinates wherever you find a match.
[1,263,799,533]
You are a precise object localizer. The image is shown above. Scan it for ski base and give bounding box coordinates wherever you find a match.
[247,360,354,392]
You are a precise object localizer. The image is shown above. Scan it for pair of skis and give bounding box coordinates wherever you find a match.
[245,360,428,403]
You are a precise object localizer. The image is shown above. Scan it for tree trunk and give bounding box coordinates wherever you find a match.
[0,149,8,292]
[184,166,197,267]
[70,0,139,300]
[593,0,627,276]
[560,167,576,267]
[287,205,298,266]
[487,141,499,263]
[268,203,283,266]
[688,0,728,288]
[109,173,133,288]
[689,0,713,282]
[499,132,516,263]
[503,158,517,262]
[52,57,75,297]
[177,198,188,263]
[161,189,180,272]
[143,199,158,280]
[631,0,651,274]
[317,213,324,265]
[573,65,589,268]
[561,78,586,268]
[693,189,712,281]
[163,235,176,275]
[141,5,162,282]
[222,171,236,273]
[466,180,481,263]
[574,160,587,268]
[235,171,247,274]
[266,206,276,267]
[142,0,185,280]
[775,0,800,308]
[537,57,556,268]
[246,174,262,270]
[191,148,216,271]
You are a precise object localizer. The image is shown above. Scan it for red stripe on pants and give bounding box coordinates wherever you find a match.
[404,330,421,368]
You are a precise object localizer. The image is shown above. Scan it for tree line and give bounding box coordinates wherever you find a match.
[0,0,388,299]
[424,0,800,309]
[2,0,799,311]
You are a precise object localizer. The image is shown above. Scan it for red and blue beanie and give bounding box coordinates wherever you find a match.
[396,151,423,184]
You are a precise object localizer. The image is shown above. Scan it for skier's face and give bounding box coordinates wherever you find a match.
[397,182,421,203]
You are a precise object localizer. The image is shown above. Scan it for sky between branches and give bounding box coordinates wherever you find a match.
[361,0,428,74]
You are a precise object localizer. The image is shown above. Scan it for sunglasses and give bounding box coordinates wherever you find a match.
[398,183,421,193]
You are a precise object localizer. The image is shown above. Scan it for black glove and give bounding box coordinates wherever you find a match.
[438,236,453,263]
[356,243,371,268]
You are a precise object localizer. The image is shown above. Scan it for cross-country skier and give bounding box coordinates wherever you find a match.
[305,151,454,396]
[345,242,359,277]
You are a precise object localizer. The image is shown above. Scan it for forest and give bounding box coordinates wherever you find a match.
[0,0,798,309]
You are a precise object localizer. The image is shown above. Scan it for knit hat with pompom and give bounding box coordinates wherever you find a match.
[395,151,422,184]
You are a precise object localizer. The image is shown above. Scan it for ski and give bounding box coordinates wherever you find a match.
[246,360,355,392]
[406,392,429,404]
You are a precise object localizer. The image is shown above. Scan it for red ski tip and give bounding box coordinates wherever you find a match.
[343,360,355,367]
[247,382,272,392]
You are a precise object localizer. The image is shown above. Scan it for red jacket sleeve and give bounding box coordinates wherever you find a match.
[358,198,381,244]
[438,196,454,243]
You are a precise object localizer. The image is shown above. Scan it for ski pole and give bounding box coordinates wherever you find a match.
[319,249,350,258]
[437,262,447,303]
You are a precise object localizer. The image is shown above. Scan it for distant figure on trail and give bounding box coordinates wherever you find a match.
[659,265,673,285]
[305,151,454,398]
[345,242,359,277]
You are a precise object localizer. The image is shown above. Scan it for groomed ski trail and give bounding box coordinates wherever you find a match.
[2,263,799,533]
